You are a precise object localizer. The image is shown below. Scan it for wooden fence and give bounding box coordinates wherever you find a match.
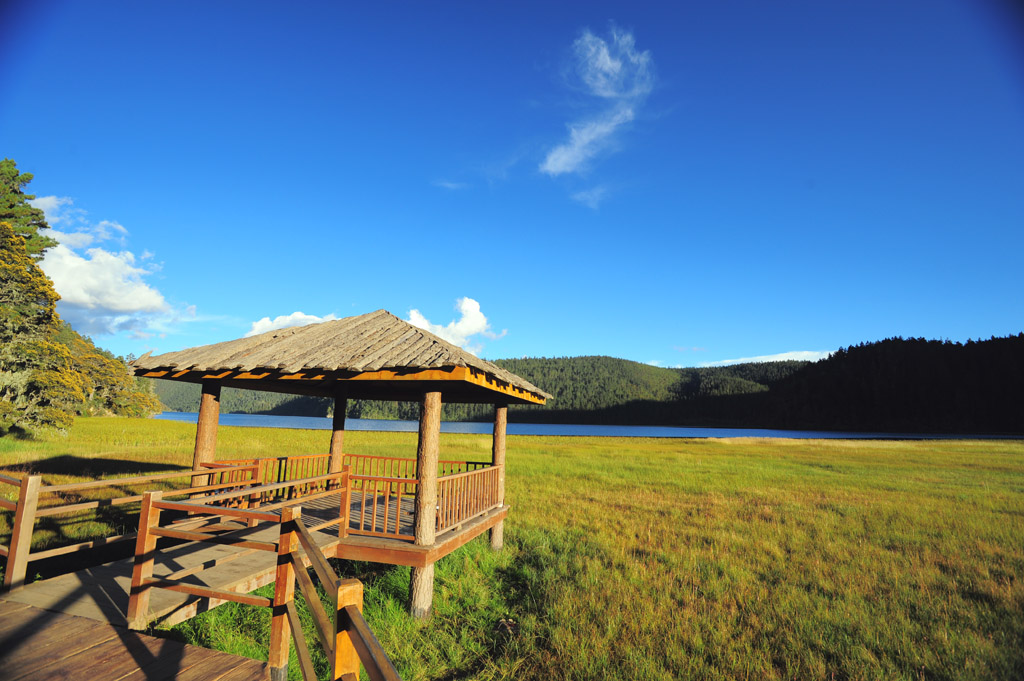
[127,482,400,681]
[213,455,334,500]
[341,453,490,479]
[436,466,501,533]
[2,451,504,590]
[339,454,498,540]
[0,463,258,590]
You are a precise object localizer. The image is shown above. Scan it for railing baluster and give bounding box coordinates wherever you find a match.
[371,479,380,533]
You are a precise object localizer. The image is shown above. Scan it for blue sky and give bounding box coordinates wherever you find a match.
[2,1,1022,367]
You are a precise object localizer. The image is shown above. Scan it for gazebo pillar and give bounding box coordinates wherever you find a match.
[329,392,347,473]
[490,404,507,551]
[409,390,441,619]
[191,380,220,488]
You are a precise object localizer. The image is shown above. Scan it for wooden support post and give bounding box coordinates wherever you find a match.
[269,505,300,681]
[490,404,508,551]
[339,465,352,539]
[3,475,41,591]
[333,578,364,680]
[409,390,441,619]
[127,491,163,629]
[191,380,221,489]
[329,394,347,474]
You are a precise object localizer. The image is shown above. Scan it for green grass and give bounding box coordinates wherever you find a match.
[2,418,1023,679]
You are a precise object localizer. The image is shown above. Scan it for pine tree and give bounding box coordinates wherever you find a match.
[0,221,86,433]
[0,159,57,260]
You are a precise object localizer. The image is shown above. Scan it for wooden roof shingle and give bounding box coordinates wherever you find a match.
[132,309,550,405]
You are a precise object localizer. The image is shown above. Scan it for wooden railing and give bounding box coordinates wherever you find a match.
[1,463,258,590]
[350,475,417,541]
[436,466,502,534]
[128,484,400,681]
[214,454,334,500]
[2,451,505,589]
[342,453,490,479]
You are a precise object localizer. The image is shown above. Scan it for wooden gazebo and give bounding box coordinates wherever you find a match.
[133,309,549,617]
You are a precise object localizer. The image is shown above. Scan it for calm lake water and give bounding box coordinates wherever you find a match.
[152,412,994,439]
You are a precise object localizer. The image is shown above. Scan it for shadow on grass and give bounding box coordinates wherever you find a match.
[0,454,189,478]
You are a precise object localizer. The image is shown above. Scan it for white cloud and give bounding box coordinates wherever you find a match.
[246,312,339,337]
[541,107,634,176]
[573,28,654,100]
[433,180,468,190]
[700,351,833,367]
[407,297,506,354]
[30,195,187,341]
[570,185,609,209]
[29,195,80,225]
[41,243,170,337]
[541,26,654,178]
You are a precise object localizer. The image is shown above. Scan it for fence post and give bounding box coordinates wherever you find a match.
[127,491,163,629]
[247,463,261,527]
[339,465,352,539]
[269,505,300,681]
[334,578,364,680]
[3,475,41,591]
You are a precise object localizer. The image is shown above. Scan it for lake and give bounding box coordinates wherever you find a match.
[152,412,990,439]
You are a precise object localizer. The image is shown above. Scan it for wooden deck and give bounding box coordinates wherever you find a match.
[0,487,505,681]
[0,493,507,626]
[0,601,267,681]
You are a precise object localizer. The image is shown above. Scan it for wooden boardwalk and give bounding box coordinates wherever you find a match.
[0,601,267,681]
[0,486,505,681]
[0,507,344,628]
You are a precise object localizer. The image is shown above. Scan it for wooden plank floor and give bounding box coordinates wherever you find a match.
[0,601,267,681]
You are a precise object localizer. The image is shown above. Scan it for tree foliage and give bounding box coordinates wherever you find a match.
[0,222,85,433]
[54,323,162,417]
[0,159,57,260]
[1,213,161,434]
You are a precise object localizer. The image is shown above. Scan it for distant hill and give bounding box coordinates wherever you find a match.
[149,335,1024,433]
[151,355,684,419]
[565,335,1024,434]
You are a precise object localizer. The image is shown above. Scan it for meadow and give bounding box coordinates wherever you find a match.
[2,418,1022,680]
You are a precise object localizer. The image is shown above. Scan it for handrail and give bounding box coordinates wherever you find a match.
[1,464,258,591]
[127,494,400,681]
[281,507,402,681]
[436,465,501,533]
[343,452,490,479]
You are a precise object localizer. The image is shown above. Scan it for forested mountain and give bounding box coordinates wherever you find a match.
[151,336,1024,434]
[575,336,1024,434]
[762,336,1024,433]
[151,356,683,420]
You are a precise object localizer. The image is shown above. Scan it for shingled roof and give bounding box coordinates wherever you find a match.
[132,309,550,405]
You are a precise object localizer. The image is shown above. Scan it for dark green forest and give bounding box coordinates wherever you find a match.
[151,335,1024,434]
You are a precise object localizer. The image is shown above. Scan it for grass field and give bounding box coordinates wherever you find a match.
[2,418,1023,680]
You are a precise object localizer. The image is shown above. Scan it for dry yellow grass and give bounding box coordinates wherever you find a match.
[2,418,1022,680]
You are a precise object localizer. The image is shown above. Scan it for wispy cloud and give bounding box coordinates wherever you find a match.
[541,26,654,178]
[407,297,506,355]
[31,195,184,340]
[700,351,832,367]
[570,185,608,209]
[433,180,469,190]
[246,311,338,337]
